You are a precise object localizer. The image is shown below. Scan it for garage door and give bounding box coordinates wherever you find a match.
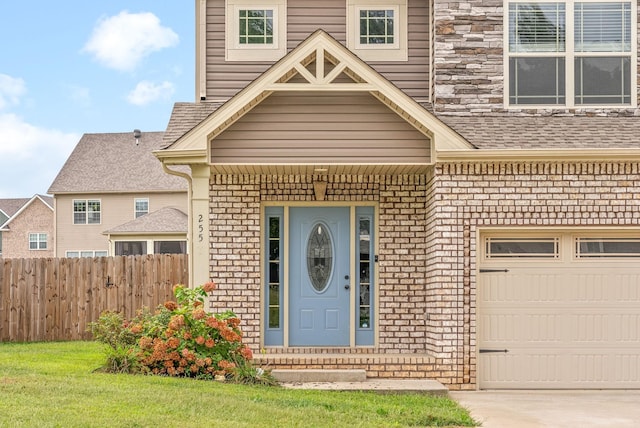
[478,232,640,389]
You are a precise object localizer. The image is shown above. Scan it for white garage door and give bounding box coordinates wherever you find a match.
[478,232,640,389]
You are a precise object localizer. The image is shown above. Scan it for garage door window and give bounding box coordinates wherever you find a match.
[485,237,559,259]
[576,237,640,258]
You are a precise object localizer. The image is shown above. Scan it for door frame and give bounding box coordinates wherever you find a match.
[261,202,378,348]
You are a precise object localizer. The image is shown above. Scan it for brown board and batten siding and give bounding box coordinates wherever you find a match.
[205,0,430,100]
[210,91,431,164]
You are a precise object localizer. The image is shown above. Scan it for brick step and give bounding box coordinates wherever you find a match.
[254,353,438,379]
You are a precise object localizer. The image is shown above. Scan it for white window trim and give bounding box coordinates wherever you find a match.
[225,0,287,61]
[28,233,48,251]
[134,197,149,219]
[72,199,102,225]
[111,239,187,255]
[504,0,638,109]
[347,0,408,61]
[65,250,108,258]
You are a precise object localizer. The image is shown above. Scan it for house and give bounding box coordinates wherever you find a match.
[155,0,640,390]
[48,132,188,257]
[0,195,54,258]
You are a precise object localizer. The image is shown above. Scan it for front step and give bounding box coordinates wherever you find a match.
[272,369,367,383]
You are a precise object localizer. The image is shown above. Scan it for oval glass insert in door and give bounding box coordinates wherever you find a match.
[306,222,333,292]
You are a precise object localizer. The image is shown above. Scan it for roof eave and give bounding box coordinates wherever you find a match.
[153,149,208,165]
[436,148,640,162]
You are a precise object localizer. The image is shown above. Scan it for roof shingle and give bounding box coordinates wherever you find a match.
[103,207,187,235]
[162,102,223,148]
[48,132,188,194]
[437,115,640,150]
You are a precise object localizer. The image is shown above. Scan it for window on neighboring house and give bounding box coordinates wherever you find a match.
[115,241,147,256]
[226,0,286,61]
[135,198,149,218]
[507,1,636,107]
[154,241,187,254]
[73,199,101,224]
[347,0,408,61]
[29,233,47,250]
[66,250,108,258]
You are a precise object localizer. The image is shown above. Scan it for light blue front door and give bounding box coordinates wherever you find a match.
[289,207,350,346]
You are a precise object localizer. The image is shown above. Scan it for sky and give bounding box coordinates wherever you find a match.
[0,2,195,198]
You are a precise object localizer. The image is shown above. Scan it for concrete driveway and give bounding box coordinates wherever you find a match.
[450,390,640,428]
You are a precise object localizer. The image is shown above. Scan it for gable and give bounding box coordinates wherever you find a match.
[157,30,471,167]
[211,91,431,168]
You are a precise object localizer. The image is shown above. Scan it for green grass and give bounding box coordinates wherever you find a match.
[0,341,477,427]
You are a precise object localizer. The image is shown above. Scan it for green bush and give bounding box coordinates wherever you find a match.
[89,282,276,385]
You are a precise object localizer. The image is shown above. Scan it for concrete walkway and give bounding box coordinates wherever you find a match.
[450,390,640,428]
[279,379,449,395]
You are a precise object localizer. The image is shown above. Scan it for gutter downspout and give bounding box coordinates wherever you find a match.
[161,163,194,288]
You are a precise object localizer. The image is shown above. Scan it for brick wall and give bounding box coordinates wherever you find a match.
[432,161,640,387]
[2,199,54,258]
[208,174,431,353]
[208,174,262,349]
[206,164,640,388]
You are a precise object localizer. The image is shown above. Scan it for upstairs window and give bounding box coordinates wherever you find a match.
[359,9,396,46]
[73,200,101,225]
[506,1,636,107]
[134,198,149,218]
[239,9,273,44]
[347,0,408,61]
[29,233,47,250]
[226,0,286,61]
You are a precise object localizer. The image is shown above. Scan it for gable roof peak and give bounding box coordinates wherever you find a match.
[159,29,471,154]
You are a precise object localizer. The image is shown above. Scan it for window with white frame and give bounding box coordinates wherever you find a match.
[73,199,101,225]
[506,1,636,107]
[226,0,286,61]
[347,0,408,61]
[134,198,149,218]
[29,233,47,250]
[66,250,108,258]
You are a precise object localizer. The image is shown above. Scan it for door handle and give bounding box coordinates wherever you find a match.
[344,285,350,290]
[479,349,509,353]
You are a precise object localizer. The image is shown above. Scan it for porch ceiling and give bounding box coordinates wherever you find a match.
[209,163,432,175]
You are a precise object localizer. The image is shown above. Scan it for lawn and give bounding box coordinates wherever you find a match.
[0,341,477,427]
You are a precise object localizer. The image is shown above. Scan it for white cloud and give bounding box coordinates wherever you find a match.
[0,114,79,197]
[0,74,26,109]
[127,80,175,106]
[83,11,179,72]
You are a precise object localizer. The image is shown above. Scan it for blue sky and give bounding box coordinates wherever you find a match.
[0,2,195,198]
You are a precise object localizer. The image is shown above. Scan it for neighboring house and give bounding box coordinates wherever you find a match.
[48,132,188,257]
[0,195,54,258]
[155,0,640,390]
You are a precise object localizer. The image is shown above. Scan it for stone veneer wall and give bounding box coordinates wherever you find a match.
[433,161,640,387]
[432,0,640,116]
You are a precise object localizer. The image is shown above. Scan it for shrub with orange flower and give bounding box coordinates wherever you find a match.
[202,281,216,293]
[89,282,274,384]
[164,301,178,311]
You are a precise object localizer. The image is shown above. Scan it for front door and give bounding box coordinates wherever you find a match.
[289,207,350,346]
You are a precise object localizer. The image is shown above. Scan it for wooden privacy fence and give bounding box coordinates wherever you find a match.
[0,254,188,342]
